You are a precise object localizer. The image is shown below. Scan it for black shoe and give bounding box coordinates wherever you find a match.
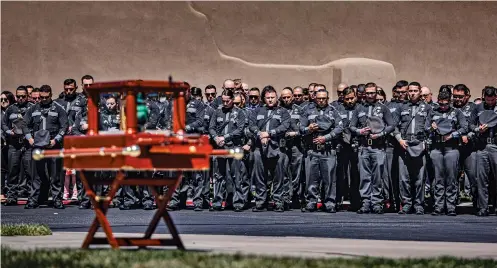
[326,207,337,213]
[194,206,203,212]
[143,203,154,210]
[274,205,284,213]
[53,201,65,209]
[78,203,90,209]
[372,206,384,214]
[398,205,412,215]
[209,206,223,211]
[447,210,457,216]
[357,207,370,214]
[119,204,132,210]
[252,206,266,212]
[415,207,424,215]
[476,210,488,217]
[4,199,17,206]
[233,207,242,212]
[431,209,443,216]
[24,202,39,209]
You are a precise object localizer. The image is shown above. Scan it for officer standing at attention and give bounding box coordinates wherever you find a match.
[249,86,290,212]
[1,86,34,205]
[23,85,68,209]
[279,87,304,210]
[472,86,497,217]
[208,89,246,211]
[394,82,432,215]
[350,83,395,214]
[335,87,361,211]
[452,84,478,208]
[428,90,468,216]
[300,87,343,213]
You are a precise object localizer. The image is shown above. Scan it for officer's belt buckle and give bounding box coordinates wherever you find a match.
[280,139,286,147]
[367,139,373,146]
[487,137,493,144]
[316,144,324,151]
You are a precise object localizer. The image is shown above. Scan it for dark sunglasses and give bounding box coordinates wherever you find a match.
[224,87,235,91]
[249,95,259,99]
[452,94,464,99]
[64,87,76,91]
[16,95,27,99]
[205,93,216,96]
[0,98,8,102]
[32,97,41,100]
[83,84,91,87]
[293,94,303,97]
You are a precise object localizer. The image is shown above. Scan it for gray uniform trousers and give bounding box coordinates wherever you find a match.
[252,148,287,207]
[6,142,33,200]
[398,150,426,210]
[304,148,337,210]
[476,144,497,212]
[459,145,477,202]
[284,143,304,206]
[429,146,460,211]
[358,146,385,209]
[29,145,64,204]
[212,157,248,209]
[169,172,194,208]
[384,145,402,210]
[337,144,360,210]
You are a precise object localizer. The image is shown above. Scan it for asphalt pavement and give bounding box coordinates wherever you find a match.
[2,205,497,243]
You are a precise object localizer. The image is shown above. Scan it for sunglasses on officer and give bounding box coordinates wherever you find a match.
[16,94,27,99]
[0,97,8,102]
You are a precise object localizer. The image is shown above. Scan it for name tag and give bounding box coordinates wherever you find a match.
[417,112,427,116]
[340,114,347,119]
[273,115,281,120]
[358,112,366,117]
[291,114,300,119]
[389,108,397,113]
[32,111,41,116]
[257,115,264,120]
[401,111,409,116]
[187,107,196,113]
[216,117,223,122]
[204,115,210,119]
[308,114,317,120]
[48,112,58,117]
[433,115,441,120]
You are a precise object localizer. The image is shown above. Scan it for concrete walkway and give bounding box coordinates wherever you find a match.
[2,232,497,259]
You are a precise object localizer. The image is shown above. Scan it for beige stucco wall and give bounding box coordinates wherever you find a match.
[2,1,496,100]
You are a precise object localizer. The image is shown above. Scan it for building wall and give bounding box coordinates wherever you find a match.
[2,1,496,99]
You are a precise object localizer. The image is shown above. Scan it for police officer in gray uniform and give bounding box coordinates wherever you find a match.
[384,86,403,211]
[335,87,361,211]
[452,84,478,208]
[472,86,497,217]
[394,82,432,215]
[428,90,468,216]
[350,83,395,214]
[1,86,34,205]
[249,86,290,212]
[56,79,87,134]
[300,88,343,213]
[279,87,304,210]
[209,89,246,211]
[23,85,68,209]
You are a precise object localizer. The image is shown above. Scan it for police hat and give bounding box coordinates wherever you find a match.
[12,118,26,136]
[33,129,51,148]
[406,140,425,157]
[366,116,385,134]
[435,118,453,135]
[479,110,497,128]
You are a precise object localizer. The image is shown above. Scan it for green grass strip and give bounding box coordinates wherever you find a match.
[0,224,52,236]
[1,247,496,268]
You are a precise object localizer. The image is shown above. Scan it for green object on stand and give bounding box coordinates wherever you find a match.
[136,92,149,128]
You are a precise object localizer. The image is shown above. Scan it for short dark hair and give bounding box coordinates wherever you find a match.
[32,87,40,93]
[453,84,470,95]
[483,86,496,97]
[25,85,34,89]
[308,82,317,88]
[16,86,27,93]
[1,91,16,104]
[438,90,452,101]
[40,85,52,94]
[408,82,421,89]
[262,85,277,98]
[282,87,293,94]
[205,84,216,91]
[64,78,77,86]
[249,87,260,94]
[222,89,235,99]
[474,97,482,102]
[365,82,377,89]
[343,87,356,96]
[81,75,94,84]
[314,84,326,90]
[395,80,409,89]
[190,87,202,96]
[315,88,329,97]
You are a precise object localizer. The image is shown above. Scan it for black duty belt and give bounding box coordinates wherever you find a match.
[308,143,335,151]
[431,136,459,147]
[359,137,386,147]
[403,134,425,142]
